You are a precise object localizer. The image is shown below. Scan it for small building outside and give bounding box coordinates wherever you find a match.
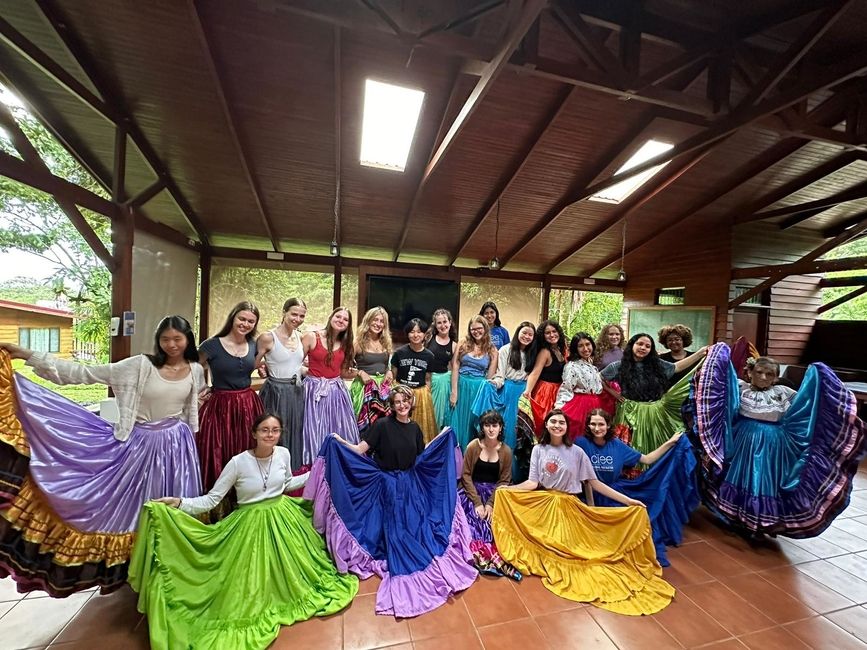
[0,299,74,359]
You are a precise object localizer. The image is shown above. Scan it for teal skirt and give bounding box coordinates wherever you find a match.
[431,371,453,430]
[129,498,358,650]
[452,374,486,451]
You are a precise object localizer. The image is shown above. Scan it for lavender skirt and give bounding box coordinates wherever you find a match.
[14,374,202,534]
[302,376,359,465]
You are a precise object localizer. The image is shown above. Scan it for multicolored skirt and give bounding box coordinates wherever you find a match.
[452,374,487,450]
[614,367,697,467]
[561,392,617,440]
[303,429,477,617]
[593,436,700,567]
[530,380,561,434]
[410,385,439,443]
[513,394,538,483]
[259,376,305,472]
[0,354,201,597]
[129,497,358,650]
[302,376,358,466]
[686,342,867,537]
[430,371,453,430]
[492,489,674,615]
[472,378,526,476]
[197,387,263,490]
[349,375,391,432]
[457,482,521,581]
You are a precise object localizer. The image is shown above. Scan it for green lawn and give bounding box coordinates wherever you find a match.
[12,360,108,406]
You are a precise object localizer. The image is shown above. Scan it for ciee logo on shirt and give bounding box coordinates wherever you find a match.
[589,454,614,468]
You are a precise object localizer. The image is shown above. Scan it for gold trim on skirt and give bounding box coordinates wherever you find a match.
[0,350,30,457]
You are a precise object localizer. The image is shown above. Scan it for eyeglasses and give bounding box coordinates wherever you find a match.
[470,327,485,333]
[256,427,282,434]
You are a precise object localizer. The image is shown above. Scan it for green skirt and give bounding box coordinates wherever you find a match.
[430,371,453,430]
[129,497,358,650]
[614,366,698,465]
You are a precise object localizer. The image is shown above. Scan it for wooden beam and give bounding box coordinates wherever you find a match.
[34,0,210,246]
[199,249,211,341]
[190,0,279,251]
[618,1,642,77]
[706,46,733,114]
[549,1,629,86]
[823,208,867,237]
[419,0,546,188]
[354,0,405,36]
[110,206,133,361]
[333,24,342,255]
[123,178,166,208]
[0,16,115,123]
[745,178,867,222]
[130,210,201,252]
[819,275,867,287]
[817,285,867,313]
[417,0,507,39]
[333,257,343,309]
[732,255,867,279]
[740,0,854,107]
[778,205,834,229]
[448,85,576,265]
[111,125,126,202]
[733,151,862,224]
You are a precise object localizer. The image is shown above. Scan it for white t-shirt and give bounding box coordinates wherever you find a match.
[528,443,597,494]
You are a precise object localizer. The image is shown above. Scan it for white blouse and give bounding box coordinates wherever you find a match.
[737,380,796,423]
[555,359,604,407]
[490,344,528,389]
[179,447,309,515]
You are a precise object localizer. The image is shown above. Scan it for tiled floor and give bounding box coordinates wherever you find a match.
[2,464,866,649]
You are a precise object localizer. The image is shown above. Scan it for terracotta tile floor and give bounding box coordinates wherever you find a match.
[2,463,866,649]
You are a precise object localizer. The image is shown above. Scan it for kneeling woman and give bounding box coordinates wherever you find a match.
[305,386,477,617]
[576,409,699,567]
[686,344,866,538]
[493,409,674,615]
[130,413,358,650]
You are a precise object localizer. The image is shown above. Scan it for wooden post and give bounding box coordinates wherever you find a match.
[541,279,552,322]
[333,258,343,309]
[199,249,212,342]
[110,205,133,361]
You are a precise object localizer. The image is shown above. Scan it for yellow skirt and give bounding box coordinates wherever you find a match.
[492,489,674,615]
[411,385,440,444]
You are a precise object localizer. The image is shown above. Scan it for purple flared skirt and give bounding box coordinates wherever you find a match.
[302,376,359,465]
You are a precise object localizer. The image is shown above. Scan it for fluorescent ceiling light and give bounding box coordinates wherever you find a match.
[360,79,425,172]
[590,139,674,204]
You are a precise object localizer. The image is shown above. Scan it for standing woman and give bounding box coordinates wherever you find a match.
[601,332,706,461]
[257,297,308,472]
[0,316,204,596]
[594,323,625,370]
[301,306,357,465]
[130,412,358,650]
[523,319,567,435]
[480,301,510,349]
[426,308,457,430]
[657,324,694,386]
[349,307,393,432]
[197,301,264,491]
[450,316,498,450]
[555,333,617,438]
[472,321,535,474]
[391,318,438,443]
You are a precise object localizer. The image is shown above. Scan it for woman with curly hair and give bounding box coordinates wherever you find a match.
[523,320,567,435]
[349,307,393,432]
[593,323,625,370]
[600,333,705,463]
[426,308,457,430]
[657,324,694,386]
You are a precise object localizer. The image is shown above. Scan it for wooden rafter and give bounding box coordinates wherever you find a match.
[818,285,867,313]
[33,0,210,246]
[823,208,867,237]
[123,178,166,208]
[778,205,836,230]
[447,85,576,265]
[819,275,867,287]
[354,0,405,37]
[417,0,508,39]
[189,0,280,251]
[111,125,126,202]
[746,178,867,222]
[549,1,629,87]
[733,255,867,279]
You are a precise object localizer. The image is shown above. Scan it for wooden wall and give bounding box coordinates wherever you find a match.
[0,308,74,358]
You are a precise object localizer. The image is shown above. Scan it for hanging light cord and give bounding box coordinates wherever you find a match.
[620,219,627,270]
[494,200,500,259]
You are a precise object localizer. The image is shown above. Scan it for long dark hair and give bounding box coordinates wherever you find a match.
[540,408,572,446]
[525,319,566,373]
[214,301,260,341]
[479,301,502,327]
[620,332,669,401]
[147,315,198,368]
[509,321,535,371]
[569,332,596,360]
[584,408,614,443]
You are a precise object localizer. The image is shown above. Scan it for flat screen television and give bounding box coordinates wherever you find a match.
[366,275,460,340]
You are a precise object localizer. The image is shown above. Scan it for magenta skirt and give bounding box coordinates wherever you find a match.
[196,388,263,490]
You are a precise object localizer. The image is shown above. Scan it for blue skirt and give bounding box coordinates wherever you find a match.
[472,378,525,477]
[452,374,486,451]
[430,372,453,430]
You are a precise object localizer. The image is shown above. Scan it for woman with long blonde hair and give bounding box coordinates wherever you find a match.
[349,307,393,432]
[450,316,497,450]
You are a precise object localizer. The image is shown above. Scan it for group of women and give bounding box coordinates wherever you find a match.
[0,298,864,650]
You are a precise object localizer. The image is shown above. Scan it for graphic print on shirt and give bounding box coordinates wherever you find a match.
[587,451,614,477]
[543,451,565,478]
[397,357,428,386]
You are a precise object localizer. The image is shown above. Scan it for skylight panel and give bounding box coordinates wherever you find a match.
[590,139,674,204]
[360,79,425,172]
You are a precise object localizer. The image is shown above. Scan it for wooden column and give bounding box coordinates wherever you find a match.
[110,205,133,361]
[333,258,343,309]
[541,279,552,322]
[199,249,212,342]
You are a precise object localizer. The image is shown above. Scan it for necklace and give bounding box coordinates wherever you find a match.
[254,452,274,492]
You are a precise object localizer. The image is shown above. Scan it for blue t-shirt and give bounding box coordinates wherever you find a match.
[575,437,641,485]
[490,325,510,350]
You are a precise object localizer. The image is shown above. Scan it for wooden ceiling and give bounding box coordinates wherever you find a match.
[2,0,867,279]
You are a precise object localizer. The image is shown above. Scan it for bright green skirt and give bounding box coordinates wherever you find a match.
[129,497,358,650]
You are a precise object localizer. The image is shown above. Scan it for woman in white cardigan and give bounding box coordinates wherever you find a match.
[0,315,205,598]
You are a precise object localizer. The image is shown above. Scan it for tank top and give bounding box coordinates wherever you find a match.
[539,352,565,383]
[427,338,453,374]
[264,329,304,380]
[307,334,345,379]
[472,457,500,484]
[459,353,489,377]
[355,349,389,374]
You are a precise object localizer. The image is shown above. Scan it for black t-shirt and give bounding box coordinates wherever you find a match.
[392,345,435,388]
[426,339,453,374]
[362,417,425,471]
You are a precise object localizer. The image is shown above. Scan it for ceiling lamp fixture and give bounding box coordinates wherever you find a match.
[616,218,627,283]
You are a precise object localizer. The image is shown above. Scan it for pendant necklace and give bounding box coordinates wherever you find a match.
[255,452,274,492]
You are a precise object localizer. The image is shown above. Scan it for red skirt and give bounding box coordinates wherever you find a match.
[196,388,263,490]
[530,381,561,435]
[561,392,616,441]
